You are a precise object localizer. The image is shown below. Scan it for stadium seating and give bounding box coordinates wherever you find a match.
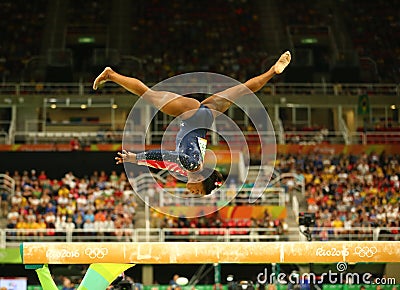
[1,147,399,243]
[0,0,47,81]
[340,0,400,83]
[1,0,399,83]
[2,169,137,241]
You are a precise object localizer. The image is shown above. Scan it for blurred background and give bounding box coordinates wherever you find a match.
[0,0,399,289]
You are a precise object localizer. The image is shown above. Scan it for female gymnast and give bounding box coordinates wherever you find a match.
[93,51,291,196]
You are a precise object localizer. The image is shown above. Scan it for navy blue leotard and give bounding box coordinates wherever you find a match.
[136,105,214,176]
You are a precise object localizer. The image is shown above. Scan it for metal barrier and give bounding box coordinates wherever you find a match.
[0,132,8,144]
[12,128,400,145]
[1,227,399,248]
[0,82,399,96]
[309,227,399,241]
[0,175,15,220]
[350,131,400,145]
[284,130,346,144]
[0,228,289,247]
[157,187,286,207]
[292,195,299,220]
[2,83,399,146]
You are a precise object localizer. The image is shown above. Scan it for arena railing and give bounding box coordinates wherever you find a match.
[349,131,400,144]
[283,130,346,144]
[150,130,279,146]
[0,173,15,195]
[14,129,280,145]
[0,131,8,144]
[8,129,400,146]
[292,195,299,221]
[0,82,399,96]
[1,227,399,247]
[156,187,287,207]
[151,130,400,145]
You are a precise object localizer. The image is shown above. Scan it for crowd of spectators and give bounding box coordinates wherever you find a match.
[341,0,400,83]
[1,169,137,241]
[67,0,108,26]
[0,166,291,241]
[1,150,399,242]
[273,0,400,82]
[280,0,332,27]
[1,0,267,83]
[148,151,399,241]
[0,0,47,81]
[1,0,399,83]
[131,0,264,83]
[154,210,288,240]
[275,150,400,240]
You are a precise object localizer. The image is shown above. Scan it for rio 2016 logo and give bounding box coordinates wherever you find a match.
[45,249,80,259]
[315,247,349,257]
[315,246,378,258]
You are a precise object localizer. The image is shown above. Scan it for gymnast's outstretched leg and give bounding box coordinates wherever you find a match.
[201,51,291,115]
[93,67,200,119]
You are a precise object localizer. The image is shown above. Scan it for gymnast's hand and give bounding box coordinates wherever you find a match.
[115,150,137,164]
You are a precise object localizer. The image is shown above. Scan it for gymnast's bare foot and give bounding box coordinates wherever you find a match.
[274,51,291,74]
[93,67,114,90]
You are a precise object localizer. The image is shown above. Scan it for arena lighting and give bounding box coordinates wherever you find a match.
[80,104,87,109]
[50,104,57,109]
[390,104,396,110]
[78,36,95,44]
[301,37,318,44]
[112,104,118,109]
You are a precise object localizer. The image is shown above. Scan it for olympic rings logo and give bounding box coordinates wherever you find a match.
[84,247,109,259]
[354,246,377,258]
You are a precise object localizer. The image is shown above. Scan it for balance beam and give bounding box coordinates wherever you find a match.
[21,241,400,264]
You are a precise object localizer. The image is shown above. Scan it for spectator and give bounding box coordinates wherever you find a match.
[83,218,95,236]
[168,274,181,290]
[70,137,81,151]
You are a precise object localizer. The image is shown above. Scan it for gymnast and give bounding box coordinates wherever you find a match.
[93,51,291,196]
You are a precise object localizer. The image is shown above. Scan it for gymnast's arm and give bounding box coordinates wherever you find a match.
[115,150,201,172]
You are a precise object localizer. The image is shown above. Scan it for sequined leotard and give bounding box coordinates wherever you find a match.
[136,105,214,176]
